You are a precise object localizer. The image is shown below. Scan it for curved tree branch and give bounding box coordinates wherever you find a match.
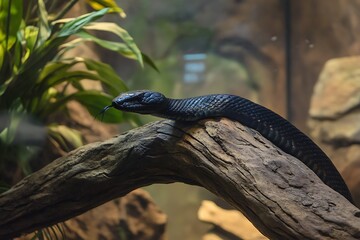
[0,118,359,239]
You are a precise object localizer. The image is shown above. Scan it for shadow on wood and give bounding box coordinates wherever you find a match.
[0,118,359,239]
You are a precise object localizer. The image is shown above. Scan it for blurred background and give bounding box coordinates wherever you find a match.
[114,1,360,238]
[1,0,360,239]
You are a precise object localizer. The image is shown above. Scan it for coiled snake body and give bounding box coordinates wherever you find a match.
[104,90,353,203]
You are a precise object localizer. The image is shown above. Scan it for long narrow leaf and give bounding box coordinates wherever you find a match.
[0,0,23,50]
[0,4,108,107]
[0,0,22,80]
[32,70,101,113]
[48,124,83,151]
[0,43,5,74]
[31,87,58,115]
[82,58,128,96]
[70,91,124,123]
[42,90,123,123]
[83,22,143,66]
[76,31,136,60]
[41,70,100,89]
[142,52,159,72]
[56,8,109,38]
[36,0,51,48]
[11,33,22,72]
[37,58,127,96]
[0,38,64,108]
[37,60,74,83]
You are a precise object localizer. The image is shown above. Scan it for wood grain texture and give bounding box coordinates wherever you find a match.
[0,118,359,239]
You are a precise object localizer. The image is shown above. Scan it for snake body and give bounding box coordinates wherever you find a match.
[108,90,353,203]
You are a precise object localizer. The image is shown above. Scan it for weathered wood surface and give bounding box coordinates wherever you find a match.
[0,118,360,239]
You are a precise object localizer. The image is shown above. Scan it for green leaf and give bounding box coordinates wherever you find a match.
[48,124,83,150]
[24,26,39,53]
[0,39,4,71]
[31,87,58,114]
[82,58,128,96]
[0,38,63,108]
[37,60,74,83]
[70,91,124,123]
[0,0,23,50]
[0,0,22,82]
[83,22,143,66]
[41,90,123,123]
[142,52,159,72]
[36,0,51,48]
[12,32,23,71]
[75,31,135,60]
[37,57,127,96]
[42,70,100,89]
[56,8,109,38]
[84,23,141,61]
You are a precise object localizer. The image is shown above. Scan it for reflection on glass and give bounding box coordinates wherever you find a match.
[183,53,207,83]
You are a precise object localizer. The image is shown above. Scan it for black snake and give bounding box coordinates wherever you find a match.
[102,90,353,203]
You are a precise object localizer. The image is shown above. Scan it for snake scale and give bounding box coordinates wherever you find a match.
[102,90,353,203]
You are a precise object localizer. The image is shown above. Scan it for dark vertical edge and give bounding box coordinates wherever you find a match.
[283,0,292,121]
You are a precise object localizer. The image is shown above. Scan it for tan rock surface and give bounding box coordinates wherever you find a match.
[199,200,267,240]
[309,56,360,119]
[308,56,360,207]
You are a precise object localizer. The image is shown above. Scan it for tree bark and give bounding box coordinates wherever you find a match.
[0,118,359,239]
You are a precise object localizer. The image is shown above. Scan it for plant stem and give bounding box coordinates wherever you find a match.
[53,0,79,22]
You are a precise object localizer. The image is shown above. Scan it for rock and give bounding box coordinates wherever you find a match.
[308,56,360,145]
[309,56,360,119]
[308,111,360,144]
[198,200,267,240]
[65,189,167,240]
[17,189,167,240]
[308,56,360,207]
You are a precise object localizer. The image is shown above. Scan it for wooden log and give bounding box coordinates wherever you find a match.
[0,118,359,239]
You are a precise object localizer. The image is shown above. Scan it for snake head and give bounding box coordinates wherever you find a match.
[111,90,167,114]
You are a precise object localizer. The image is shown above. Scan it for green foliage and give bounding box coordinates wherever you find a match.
[0,1,156,239]
[0,0,148,183]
